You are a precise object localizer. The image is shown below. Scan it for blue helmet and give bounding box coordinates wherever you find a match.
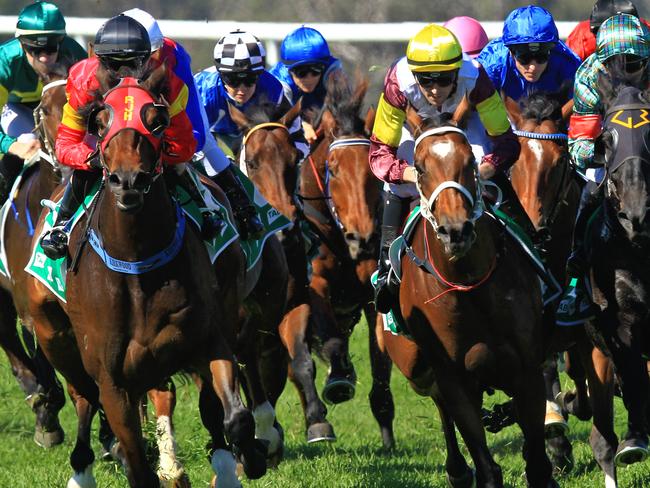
[280,26,331,68]
[502,5,559,46]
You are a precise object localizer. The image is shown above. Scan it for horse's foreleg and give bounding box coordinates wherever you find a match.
[279,303,335,443]
[366,306,395,449]
[66,384,98,488]
[560,345,592,420]
[148,382,189,486]
[99,382,158,488]
[513,369,554,488]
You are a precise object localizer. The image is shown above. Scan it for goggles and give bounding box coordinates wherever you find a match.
[414,71,456,88]
[99,55,148,73]
[511,49,551,65]
[221,72,259,88]
[290,64,325,78]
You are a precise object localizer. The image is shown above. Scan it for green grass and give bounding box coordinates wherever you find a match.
[1,319,650,487]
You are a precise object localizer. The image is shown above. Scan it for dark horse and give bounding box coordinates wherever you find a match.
[383,110,556,487]
[228,100,336,443]
[0,66,69,448]
[580,76,650,471]
[26,69,267,487]
[300,74,395,448]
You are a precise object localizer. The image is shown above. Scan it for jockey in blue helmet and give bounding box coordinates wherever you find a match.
[477,5,580,103]
[269,26,342,143]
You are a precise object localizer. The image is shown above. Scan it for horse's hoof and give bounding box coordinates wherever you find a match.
[615,438,649,466]
[546,435,574,475]
[34,424,64,448]
[555,390,592,421]
[306,422,336,443]
[160,472,191,488]
[66,466,96,488]
[322,377,356,405]
[446,468,475,488]
[237,439,267,480]
[210,474,242,488]
[544,402,569,439]
[380,426,395,451]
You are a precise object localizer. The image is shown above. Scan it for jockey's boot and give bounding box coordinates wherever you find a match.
[39,170,93,260]
[374,192,408,314]
[212,164,264,241]
[0,154,24,203]
[174,168,224,240]
[556,182,602,326]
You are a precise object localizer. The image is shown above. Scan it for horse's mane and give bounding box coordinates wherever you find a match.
[242,97,285,125]
[520,92,565,126]
[322,73,368,136]
[418,111,457,131]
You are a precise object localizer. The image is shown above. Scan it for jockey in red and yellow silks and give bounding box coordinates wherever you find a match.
[370,24,524,315]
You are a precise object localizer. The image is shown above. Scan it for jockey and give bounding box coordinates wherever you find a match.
[39,14,205,259]
[443,16,488,59]
[0,1,86,201]
[194,30,308,166]
[556,14,650,325]
[370,24,523,313]
[477,5,580,103]
[566,0,649,61]
[269,26,342,143]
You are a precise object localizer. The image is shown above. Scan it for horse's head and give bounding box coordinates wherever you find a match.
[408,108,480,258]
[85,65,170,213]
[230,100,302,221]
[506,91,572,242]
[598,75,650,244]
[317,74,380,259]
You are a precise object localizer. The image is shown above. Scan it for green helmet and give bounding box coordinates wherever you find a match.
[15,1,66,47]
[596,13,650,63]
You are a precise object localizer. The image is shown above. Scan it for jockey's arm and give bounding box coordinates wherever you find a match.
[0,79,39,159]
[161,81,197,164]
[568,71,602,170]
[469,67,520,175]
[368,66,411,184]
[55,101,96,170]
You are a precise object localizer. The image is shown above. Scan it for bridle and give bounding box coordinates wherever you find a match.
[32,78,67,168]
[414,126,485,234]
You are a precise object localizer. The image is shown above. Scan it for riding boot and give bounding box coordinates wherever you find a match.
[211,163,264,241]
[556,182,602,326]
[40,170,98,260]
[374,192,409,314]
[172,168,225,240]
[0,154,24,203]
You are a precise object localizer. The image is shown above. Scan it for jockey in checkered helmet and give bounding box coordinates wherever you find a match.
[214,30,266,75]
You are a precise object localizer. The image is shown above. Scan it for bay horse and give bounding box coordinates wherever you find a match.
[0,65,69,448]
[580,77,650,471]
[228,100,336,443]
[25,70,267,487]
[383,110,556,487]
[299,75,395,448]
[506,92,621,485]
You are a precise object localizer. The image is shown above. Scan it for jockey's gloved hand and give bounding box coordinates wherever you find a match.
[87,152,102,170]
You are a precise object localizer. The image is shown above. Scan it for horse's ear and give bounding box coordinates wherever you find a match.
[320,109,337,137]
[405,104,424,138]
[452,94,470,128]
[596,71,616,112]
[140,62,167,96]
[364,106,376,136]
[279,98,302,127]
[561,99,574,123]
[503,95,523,129]
[87,42,95,58]
[227,102,251,131]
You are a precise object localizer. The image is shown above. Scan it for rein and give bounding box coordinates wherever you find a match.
[512,130,568,141]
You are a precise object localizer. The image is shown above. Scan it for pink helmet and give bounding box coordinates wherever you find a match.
[443,16,489,58]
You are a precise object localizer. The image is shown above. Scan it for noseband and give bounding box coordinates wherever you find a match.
[414,126,484,233]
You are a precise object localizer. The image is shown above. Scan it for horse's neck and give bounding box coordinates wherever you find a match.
[96,181,177,259]
[27,162,60,215]
[418,217,498,283]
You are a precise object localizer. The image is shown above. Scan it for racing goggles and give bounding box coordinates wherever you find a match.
[21,35,63,55]
[624,55,648,74]
[510,45,553,65]
[99,54,148,73]
[290,64,325,78]
[221,72,259,88]
[414,71,456,88]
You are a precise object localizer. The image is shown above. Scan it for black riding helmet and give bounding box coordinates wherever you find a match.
[590,0,639,34]
[94,14,150,67]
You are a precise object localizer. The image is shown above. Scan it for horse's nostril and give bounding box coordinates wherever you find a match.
[438,225,448,236]
[344,232,359,242]
[618,211,629,221]
[108,173,121,187]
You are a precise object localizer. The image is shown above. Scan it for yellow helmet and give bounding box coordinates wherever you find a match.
[406,24,463,72]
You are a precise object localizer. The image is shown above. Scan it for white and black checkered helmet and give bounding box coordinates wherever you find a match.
[214,30,266,73]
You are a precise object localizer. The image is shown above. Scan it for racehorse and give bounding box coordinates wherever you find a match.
[580,75,650,472]
[383,109,556,487]
[228,100,336,443]
[0,65,69,448]
[300,74,395,448]
[25,67,267,487]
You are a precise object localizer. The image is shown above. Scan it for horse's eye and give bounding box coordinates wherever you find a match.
[414,162,424,175]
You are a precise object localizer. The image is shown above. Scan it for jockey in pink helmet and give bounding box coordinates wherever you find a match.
[443,16,488,58]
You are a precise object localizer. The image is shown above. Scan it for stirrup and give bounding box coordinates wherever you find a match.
[200,211,225,241]
[234,207,264,241]
[555,277,596,326]
[40,226,69,260]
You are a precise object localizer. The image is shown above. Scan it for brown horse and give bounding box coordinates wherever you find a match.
[300,75,395,447]
[25,71,267,487]
[0,66,69,448]
[228,100,336,443]
[383,111,556,487]
[507,93,620,485]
